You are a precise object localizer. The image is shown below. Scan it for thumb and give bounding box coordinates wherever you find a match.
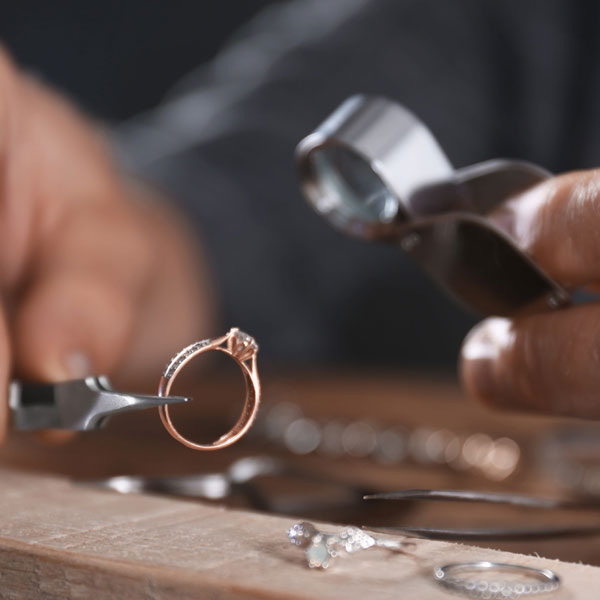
[14,272,136,382]
[13,272,137,446]
[12,206,152,383]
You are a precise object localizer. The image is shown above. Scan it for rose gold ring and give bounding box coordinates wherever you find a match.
[158,328,260,451]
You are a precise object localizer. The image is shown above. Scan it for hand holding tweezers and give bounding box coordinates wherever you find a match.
[9,375,189,431]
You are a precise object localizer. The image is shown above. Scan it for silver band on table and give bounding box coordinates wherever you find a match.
[434,561,560,598]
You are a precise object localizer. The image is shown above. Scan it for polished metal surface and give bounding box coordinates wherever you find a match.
[365,488,600,540]
[84,455,368,514]
[9,376,189,431]
[373,524,600,541]
[89,455,284,499]
[434,561,560,598]
[297,95,452,238]
[297,95,570,316]
[363,488,592,509]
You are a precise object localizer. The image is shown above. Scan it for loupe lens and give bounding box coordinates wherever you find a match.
[309,145,399,226]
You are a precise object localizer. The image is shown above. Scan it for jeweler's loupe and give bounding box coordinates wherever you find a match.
[296,95,570,316]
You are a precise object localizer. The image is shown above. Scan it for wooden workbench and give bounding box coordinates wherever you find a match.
[0,468,596,600]
[0,372,599,598]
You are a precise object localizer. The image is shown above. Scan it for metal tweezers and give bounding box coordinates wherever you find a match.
[364,489,600,541]
[9,376,189,431]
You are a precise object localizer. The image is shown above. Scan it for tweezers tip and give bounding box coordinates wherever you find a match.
[363,492,402,501]
[160,395,191,405]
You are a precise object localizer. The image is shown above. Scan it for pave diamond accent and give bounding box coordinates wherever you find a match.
[288,521,378,569]
[162,339,210,379]
[337,527,375,553]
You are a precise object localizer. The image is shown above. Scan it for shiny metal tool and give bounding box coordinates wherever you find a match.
[84,455,369,514]
[297,95,570,316]
[9,376,189,431]
[363,489,600,541]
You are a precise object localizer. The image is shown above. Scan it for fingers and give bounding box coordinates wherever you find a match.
[14,273,134,381]
[0,50,212,447]
[13,204,153,382]
[461,169,600,417]
[0,307,11,445]
[491,169,600,287]
[461,304,600,419]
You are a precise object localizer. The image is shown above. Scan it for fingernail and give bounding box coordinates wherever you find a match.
[32,351,91,446]
[461,318,514,405]
[45,351,93,381]
[488,183,548,248]
[63,351,92,378]
[488,208,515,238]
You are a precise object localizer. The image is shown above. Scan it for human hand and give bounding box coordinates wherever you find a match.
[0,49,213,442]
[461,169,600,418]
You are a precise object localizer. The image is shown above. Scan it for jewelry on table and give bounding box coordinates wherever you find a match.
[434,561,560,599]
[158,328,260,451]
[287,521,411,569]
[256,400,521,481]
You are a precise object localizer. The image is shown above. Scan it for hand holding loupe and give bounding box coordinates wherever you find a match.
[296,95,570,317]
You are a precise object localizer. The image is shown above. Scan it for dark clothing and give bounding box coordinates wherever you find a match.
[114,0,599,366]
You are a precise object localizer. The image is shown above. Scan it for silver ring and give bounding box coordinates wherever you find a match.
[434,561,560,598]
[287,521,409,569]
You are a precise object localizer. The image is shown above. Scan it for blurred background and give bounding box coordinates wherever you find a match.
[4,0,600,569]
[1,0,277,120]
[1,0,487,370]
[3,1,600,371]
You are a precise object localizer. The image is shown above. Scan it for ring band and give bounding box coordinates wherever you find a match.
[158,328,260,451]
[434,561,560,598]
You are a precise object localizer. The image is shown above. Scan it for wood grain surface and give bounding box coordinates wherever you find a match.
[0,372,599,597]
[0,467,597,600]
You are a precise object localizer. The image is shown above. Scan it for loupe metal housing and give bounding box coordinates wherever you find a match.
[297,95,569,316]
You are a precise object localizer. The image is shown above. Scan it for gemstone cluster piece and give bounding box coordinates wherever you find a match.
[288,522,371,569]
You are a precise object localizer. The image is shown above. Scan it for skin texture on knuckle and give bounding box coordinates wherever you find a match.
[521,170,600,286]
[505,317,553,411]
[503,309,600,418]
[460,309,600,419]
